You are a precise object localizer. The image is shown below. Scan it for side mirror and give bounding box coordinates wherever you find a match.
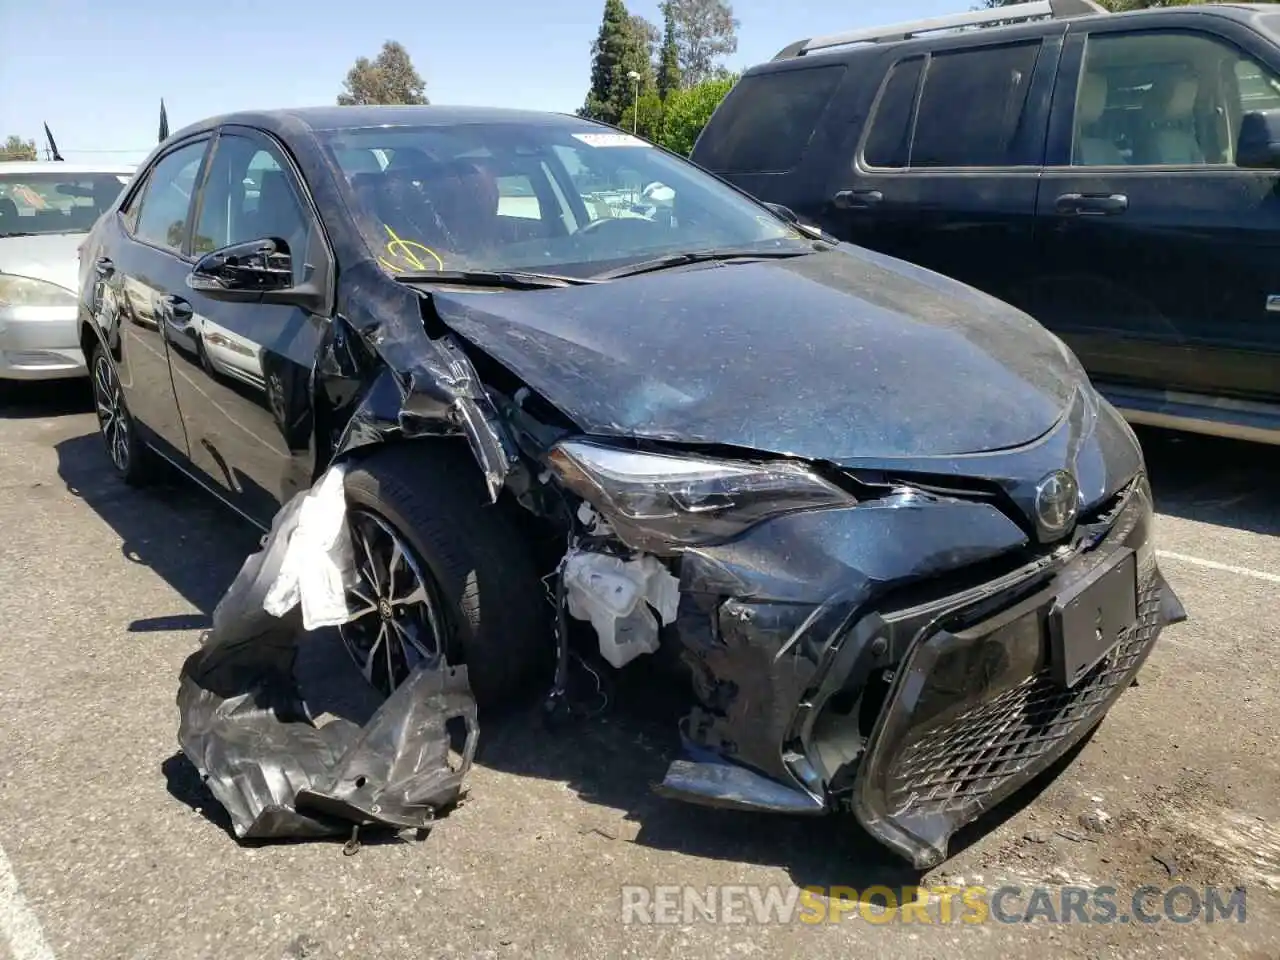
[1237,109,1280,170]
[764,201,833,243]
[764,202,800,224]
[187,237,323,310]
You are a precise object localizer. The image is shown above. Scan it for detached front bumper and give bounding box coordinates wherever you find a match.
[0,305,85,380]
[657,475,1183,867]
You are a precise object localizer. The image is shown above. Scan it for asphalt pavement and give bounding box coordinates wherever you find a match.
[0,380,1277,960]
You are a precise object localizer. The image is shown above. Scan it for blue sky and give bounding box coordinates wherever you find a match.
[1,0,958,166]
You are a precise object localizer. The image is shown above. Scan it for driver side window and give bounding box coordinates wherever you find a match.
[193,133,311,278]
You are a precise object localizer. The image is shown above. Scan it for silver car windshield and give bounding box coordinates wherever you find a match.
[318,123,808,279]
[0,172,132,238]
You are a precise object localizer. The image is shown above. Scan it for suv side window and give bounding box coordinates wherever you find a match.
[193,132,311,278]
[909,42,1042,167]
[132,140,208,253]
[863,57,925,168]
[1072,30,1280,167]
[692,65,847,173]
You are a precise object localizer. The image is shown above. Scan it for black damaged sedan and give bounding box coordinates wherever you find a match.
[77,106,1184,867]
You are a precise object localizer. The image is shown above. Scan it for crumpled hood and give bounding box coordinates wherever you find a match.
[0,232,85,294]
[430,245,1084,461]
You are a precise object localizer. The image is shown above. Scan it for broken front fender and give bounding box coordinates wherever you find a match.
[323,262,522,501]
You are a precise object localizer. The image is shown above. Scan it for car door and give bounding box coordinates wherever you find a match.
[824,31,1061,313]
[167,126,332,524]
[1030,20,1280,405]
[104,137,212,462]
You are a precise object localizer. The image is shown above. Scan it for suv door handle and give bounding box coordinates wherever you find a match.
[833,189,884,210]
[94,256,114,276]
[1056,193,1128,216]
[161,294,193,322]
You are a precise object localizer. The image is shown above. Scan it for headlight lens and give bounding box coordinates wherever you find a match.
[546,440,855,552]
[0,274,77,309]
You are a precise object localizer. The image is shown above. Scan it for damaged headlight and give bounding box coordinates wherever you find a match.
[546,440,855,552]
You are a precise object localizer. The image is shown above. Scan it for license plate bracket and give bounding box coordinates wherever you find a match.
[1048,548,1139,689]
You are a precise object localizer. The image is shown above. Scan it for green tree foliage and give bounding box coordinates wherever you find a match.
[653,75,737,155]
[1,135,37,162]
[633,14,661,62]
[632,90,667,138]
[578,0,736,152]
[581,0,657,125]
[337,41,428,106]
[664,0,739,87]
[657,8,682,99]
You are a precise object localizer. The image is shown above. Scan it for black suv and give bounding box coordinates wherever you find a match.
[692,0,1280,445]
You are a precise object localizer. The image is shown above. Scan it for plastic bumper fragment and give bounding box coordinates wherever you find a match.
[655,751,826,814]
[175,463,478,842]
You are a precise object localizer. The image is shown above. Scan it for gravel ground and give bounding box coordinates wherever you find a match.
[0,381,1277,960]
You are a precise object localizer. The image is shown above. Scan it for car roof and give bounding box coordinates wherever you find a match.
[0,162,136,176]
[165,105,596,143]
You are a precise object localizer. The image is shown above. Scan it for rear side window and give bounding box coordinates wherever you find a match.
[694,65,846,173]
[910,43,1041,167]
[864,57,925,168]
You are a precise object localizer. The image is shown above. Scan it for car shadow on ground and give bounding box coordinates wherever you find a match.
[0,379,95,420]
[1137,425,1280,537]
[43,410,1260,889]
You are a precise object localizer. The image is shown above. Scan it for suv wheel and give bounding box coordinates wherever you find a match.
[339,443,548,707]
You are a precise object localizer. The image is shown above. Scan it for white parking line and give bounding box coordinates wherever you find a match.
[0,842,55,960]
[1157,550,1280,585]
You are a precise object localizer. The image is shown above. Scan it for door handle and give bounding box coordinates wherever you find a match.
[1056,193,1128,216]
[94,256,114,276]
[833,189,884,210]
[161,294,193,322]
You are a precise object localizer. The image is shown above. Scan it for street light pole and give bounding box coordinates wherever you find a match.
[627,70,640,135]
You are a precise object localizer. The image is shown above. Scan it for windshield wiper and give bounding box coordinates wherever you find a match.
[395,269,598,290]
[590,247,814,281]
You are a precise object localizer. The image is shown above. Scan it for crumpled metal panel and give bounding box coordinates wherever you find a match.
[176,477,478,841]
[325,261,520,502]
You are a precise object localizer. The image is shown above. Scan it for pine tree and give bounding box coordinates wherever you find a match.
[657,5,682,101]
[581,0,656,125]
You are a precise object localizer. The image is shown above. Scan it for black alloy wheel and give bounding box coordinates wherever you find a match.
[339,507,448,696]
[90,345,152,485]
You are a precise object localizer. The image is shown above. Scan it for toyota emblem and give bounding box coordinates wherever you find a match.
[1033,470,1080,539]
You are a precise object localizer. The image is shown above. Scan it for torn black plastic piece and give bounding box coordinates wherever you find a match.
[656,749,826,815]
[175,482,477,841]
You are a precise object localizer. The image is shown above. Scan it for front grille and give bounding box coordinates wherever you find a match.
[885,561,1161,819]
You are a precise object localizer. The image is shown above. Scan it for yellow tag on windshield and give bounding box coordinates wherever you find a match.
[377,223,443,274]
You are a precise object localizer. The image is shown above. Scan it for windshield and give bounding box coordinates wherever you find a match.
[0,171,132,238]
[317,123,808,279]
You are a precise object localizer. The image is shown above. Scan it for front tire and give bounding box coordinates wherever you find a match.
[339,443,549,707]
[90,344,153,486]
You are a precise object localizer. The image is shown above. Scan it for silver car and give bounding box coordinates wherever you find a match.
[0,162,135,380]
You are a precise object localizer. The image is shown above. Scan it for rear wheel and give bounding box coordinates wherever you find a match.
[339,443,549,707]
[90,344,153,486]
